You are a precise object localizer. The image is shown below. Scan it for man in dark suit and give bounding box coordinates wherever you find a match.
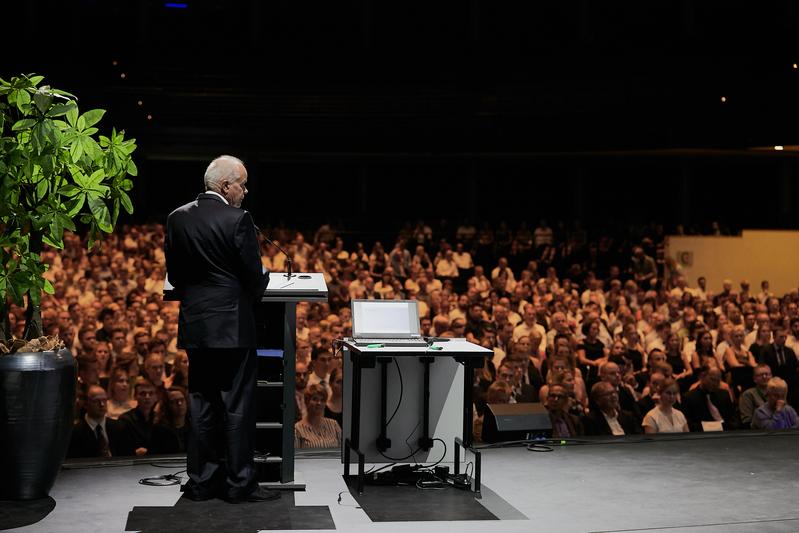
[68,385,122,458]
[165,155,275,503]
[764,329,799,405]
[682,365,739,431]
[584,381,641,436]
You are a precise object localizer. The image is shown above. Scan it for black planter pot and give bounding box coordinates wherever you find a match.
[0,348,76,500]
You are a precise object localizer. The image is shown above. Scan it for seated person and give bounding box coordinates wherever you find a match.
[739,364,772,427]
[68,385,123,458]
[583,381,641,436]
[642,378,689,434]
[637,371,666,415]
[150,386,188,454]
[117,377,159,456]
[473,381,513,442]
[545,384,584,438]
[751,377,799,430]
[106,366,136,420]
[682,365,739,432]
[295,384,341,449]
[324,367,343,427]
[539,369,585,416]
[599,360,642,423]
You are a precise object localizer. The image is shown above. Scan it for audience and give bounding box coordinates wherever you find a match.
[17,219,798,459]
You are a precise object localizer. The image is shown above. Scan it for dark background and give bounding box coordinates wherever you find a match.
[6,0,799,234]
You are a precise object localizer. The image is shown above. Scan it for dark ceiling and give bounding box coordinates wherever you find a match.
[5,1,799,227]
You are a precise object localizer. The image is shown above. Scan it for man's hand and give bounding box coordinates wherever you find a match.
[135,447,148,456]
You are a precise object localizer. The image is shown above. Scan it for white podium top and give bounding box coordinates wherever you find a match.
[342,338,491,358]
[264,272,328,301]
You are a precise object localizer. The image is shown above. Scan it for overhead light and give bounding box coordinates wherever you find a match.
[775,146,784,151]
[720,96,727,103]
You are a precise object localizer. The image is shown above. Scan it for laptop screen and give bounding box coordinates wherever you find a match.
[351,300,421,338]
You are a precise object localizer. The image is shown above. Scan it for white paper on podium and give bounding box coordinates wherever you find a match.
[265,272,327,295]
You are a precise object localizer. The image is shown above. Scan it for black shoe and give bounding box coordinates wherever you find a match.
[180,483,217,502]
[225,486,281,504]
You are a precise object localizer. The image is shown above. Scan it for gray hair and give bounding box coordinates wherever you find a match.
[204,155,245,192]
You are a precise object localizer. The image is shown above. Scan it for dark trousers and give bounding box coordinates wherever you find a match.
[186,348,256,499]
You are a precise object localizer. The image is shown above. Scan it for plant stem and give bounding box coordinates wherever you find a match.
[23,228,44,341]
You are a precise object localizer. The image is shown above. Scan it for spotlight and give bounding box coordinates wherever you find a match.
[774,146,784,151]
[720,96,726,103]
[120,73,127,79]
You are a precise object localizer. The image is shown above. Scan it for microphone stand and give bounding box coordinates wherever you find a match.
[256,226,296,279]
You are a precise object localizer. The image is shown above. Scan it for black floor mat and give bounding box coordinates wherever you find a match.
[125,492,335,533]
[0,497,56,531]
[345,476,498,522]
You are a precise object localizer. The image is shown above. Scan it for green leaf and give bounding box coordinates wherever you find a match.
[47,102,76,118]
[49,88,77,99]
[12,118,36,131]
[119,190,134,214]
[126,159,138,176]
[87,195,112,233]
[16,89,31,112]
[59,184,81,197]
[33,91,53,113]
[69,139,84,162]
[66,104,78,127]
[81,109,105,129]
[28,75,45,86]
[76,115,85,131]
[35,178,48,199]
[64,194,85,216]
[57,212,76,232]
[43,279,55,294]
[87,169,105,187]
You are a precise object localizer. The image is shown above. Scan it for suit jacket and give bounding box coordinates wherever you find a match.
[682,387,739,431]
[583,409,641,436]
[117,408,155,456]
[165,193,269,349]
[763,344,798,385]
[67,418,123,458]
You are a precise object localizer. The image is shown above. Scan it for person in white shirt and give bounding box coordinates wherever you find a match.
[513,304,547,353]
[469,265,491,298]
[434,249,459,279]
[452,242,474,270]
[642,379,689,433]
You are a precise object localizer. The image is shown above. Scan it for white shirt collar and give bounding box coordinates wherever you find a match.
[205,190,229,205]
[85,413,107,434]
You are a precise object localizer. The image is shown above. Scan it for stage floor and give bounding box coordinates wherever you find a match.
[2,432,799,533]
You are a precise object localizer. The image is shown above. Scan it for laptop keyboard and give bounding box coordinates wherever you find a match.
[353,338,430,347]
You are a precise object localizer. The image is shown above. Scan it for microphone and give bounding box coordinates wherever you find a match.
[255,225,295,279]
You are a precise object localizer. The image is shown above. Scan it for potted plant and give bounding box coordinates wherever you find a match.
[0,73,137,499]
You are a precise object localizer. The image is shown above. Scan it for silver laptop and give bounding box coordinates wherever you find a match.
[351,299,429,347]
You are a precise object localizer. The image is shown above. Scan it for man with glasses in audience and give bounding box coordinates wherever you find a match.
[739,364,772,427]
[546,384,584,438]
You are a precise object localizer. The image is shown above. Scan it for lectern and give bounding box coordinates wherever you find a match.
[255,272,327,488]
[164,272,327,489]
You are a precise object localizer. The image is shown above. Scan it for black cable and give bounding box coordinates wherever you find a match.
[385,357,403,427]
[138,469,185,486]
[337,490,362,509]
[416,438,447,469]
[526,443,554,452]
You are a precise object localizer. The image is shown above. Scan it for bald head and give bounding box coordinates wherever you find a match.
[204,155,248,207]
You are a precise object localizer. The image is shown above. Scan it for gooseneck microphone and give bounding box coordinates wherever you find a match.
[255,225,295,279]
